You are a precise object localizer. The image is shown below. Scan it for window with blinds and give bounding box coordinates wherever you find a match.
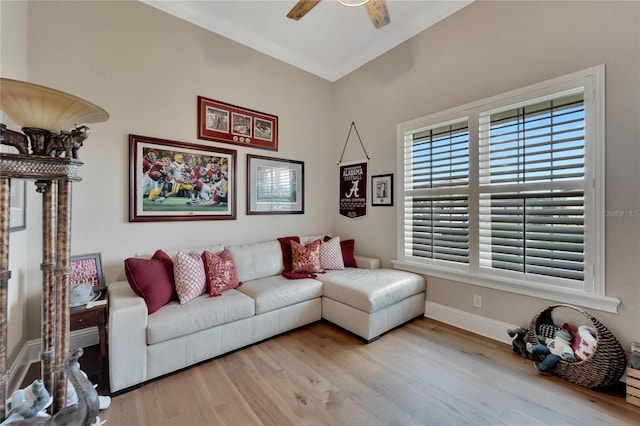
[478,92,586,286]
[397,66,606,300]
[403,121,470,264]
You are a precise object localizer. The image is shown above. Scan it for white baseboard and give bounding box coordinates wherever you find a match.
[7,327,99,394]
[424,301,517,346]
[6,341,36,395]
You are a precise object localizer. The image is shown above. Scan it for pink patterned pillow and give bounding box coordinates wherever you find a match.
[320,236,345,270]
[202,249,242,297]
[173,251,207,304]
[291,239,323,274]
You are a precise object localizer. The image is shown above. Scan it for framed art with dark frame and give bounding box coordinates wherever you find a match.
[9,179,26,232]
[198,96,278,151]
[70,253,106,290]
[129,134,237,222]
[247,154,304,215]
[371,174,393,206]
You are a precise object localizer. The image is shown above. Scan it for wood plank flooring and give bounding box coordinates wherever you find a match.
[99,318,640,425]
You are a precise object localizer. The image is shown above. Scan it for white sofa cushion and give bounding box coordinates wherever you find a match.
[147,289,254,345]
[236,275,323,314]
[319,268,425,313]
[226,240,284,283]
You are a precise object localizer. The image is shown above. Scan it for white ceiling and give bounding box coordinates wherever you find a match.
[141,0,474,82]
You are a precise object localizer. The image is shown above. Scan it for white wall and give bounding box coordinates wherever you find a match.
[1,0,30,366]
[21,0,335,340]
[333,0,640,348]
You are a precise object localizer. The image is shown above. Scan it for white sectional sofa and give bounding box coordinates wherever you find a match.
[108,237,426,393]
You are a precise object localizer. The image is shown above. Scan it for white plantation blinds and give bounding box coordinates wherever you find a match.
[478,92,586,283]
[409,122,469,189]
[398,66,607,301]
[479,94,585,184]
[403,121,470,263]
[259,166,295,202]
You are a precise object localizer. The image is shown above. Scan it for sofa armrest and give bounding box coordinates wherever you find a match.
[354,254,381,270]
[108,280,148,392]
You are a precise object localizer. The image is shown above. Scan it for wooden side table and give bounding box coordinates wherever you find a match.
[69,291,108,390]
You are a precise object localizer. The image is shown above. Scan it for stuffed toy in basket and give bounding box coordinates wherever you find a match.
[526,304,627,389]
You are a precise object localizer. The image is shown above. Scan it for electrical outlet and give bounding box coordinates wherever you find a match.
[473,295,482,308]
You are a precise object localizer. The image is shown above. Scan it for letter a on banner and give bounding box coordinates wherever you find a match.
[338,122,370,219]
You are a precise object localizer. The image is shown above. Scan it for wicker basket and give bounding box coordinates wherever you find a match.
[527,303,627,389]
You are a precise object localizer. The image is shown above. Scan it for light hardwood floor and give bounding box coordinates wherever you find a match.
[99,318,640,426]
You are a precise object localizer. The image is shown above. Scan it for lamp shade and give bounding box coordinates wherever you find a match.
[0,78,109,133]
[338,0,370,6]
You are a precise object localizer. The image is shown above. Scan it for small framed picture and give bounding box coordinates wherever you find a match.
[254,118,273,141]
[371,174,393,206]
[70,253,106,290]
[205,106,229,133]
[231,112,252,138]
[198,96,278,151]
[247,154,304,215]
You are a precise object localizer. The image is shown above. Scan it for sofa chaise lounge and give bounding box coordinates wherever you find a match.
[108,236,426,393]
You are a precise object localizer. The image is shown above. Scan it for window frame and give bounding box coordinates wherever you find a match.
[394,65,619,313]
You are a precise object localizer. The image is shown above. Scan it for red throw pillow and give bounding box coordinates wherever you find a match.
[291,239,323,274]
[124,257,174,314]
[277,236,301,272]
[324,236,357,268]
[341,239,357,267]
[202,249,242,297]
[152,249,177,300]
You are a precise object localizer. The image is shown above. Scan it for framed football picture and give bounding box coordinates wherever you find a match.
[129,134,237,222]
[198,96,278,151]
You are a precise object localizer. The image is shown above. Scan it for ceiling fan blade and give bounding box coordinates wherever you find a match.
[365,0,390,29]
[287,0,322,21]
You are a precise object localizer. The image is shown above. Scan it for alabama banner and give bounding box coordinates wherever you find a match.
[339,161,367,219]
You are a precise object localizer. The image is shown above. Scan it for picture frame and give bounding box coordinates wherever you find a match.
[198,96,278,151]
[70,253,106,290]
[371,174,393,206]
[129,134,237,222]
[9,179,26,232]
[247,154,304,215]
